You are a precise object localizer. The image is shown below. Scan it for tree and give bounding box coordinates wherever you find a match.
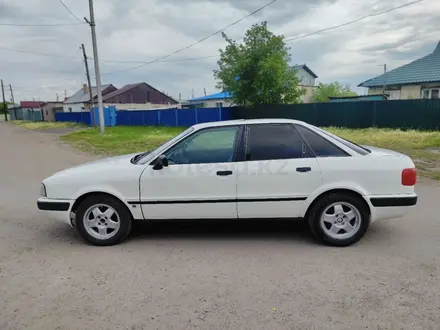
[214,22,303,107]
[312,82,357,103]
[0,102,9,115]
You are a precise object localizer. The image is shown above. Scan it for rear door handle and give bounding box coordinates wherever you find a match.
[296,167,311,173]
[217,170,233,176]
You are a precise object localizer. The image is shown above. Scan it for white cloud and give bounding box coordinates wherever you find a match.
[0,0,439,101]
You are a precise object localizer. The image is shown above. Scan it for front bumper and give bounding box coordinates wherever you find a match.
[37,198,74,226]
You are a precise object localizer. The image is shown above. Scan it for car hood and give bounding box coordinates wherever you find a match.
[48,152,140,179]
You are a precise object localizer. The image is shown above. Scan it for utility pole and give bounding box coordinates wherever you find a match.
[382,64,387,97]
[9,84,16,120]
[1,79,7,122]
[85,0,105,134]
[204,88,206,96]
[81,43,96,127]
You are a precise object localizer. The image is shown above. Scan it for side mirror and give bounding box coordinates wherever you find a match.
[153,154,169,170]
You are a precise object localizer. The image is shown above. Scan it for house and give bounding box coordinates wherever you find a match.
[294,64,318,103]
[63,84,117,112]
[329,95,387,102]
[186,91,233,108]
[359,41,440,100]
[41,102,64,122]
[19,101,44,121]
[102,82,178,108]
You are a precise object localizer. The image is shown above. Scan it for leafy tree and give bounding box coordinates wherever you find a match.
[312,82,357,103]
[214,21,303,107]
[0,102,9,114]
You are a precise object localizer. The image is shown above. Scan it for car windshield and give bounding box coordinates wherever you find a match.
[315,127,371,155]
[133,127,195,164]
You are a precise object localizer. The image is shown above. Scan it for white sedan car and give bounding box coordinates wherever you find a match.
[37,119,417,247]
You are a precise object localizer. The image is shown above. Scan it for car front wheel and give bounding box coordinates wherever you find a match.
[307,192,370,247]
[75,194,132,246]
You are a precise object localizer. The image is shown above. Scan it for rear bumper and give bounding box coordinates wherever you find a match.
[370,196,417,207]
[367,194,417,223]
[37,198,74,226]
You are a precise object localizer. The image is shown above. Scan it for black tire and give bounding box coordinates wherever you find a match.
[307,192,370,247]
[75,194,132,246]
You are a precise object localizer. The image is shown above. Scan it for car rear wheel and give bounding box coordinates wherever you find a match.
[307,192,370,247]
[75,194,132,246]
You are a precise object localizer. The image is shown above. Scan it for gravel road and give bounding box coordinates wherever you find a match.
[1,122,440,330]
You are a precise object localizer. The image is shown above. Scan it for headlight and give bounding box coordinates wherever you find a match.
[40,183,47,197]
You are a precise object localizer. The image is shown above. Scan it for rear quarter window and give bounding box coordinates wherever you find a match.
[295,125,349,157]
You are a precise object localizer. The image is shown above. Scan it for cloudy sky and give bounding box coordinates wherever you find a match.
[1,0,439,102]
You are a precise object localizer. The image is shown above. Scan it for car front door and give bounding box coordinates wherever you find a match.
[236,123,323,218]
[139,125,243,219]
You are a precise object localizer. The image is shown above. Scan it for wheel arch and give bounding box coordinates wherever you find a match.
[303,188,371,221]
[71,191,133,218]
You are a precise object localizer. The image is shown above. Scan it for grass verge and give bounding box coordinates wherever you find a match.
[11,120,82,130]
[61,126,186,155]
[61,126,440,180]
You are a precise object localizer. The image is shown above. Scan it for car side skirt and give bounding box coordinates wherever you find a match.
[128,197,307,205]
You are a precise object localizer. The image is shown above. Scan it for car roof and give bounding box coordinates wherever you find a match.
[192,118,307,130]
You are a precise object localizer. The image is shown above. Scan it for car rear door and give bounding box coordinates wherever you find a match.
[138,125,243,219]
[236,123,322,218]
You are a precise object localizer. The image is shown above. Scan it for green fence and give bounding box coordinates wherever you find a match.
[232,99,440,130]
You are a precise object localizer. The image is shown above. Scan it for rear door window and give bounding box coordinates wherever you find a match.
[245,124,310,161]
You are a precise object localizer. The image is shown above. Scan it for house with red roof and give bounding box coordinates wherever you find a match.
[102,82,178,109]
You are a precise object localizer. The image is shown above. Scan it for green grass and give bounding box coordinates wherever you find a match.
[325,127,440,180]
[11,120,82,130]
[61,126,186,155]
[0,114,10,122]
[61,126,440,180]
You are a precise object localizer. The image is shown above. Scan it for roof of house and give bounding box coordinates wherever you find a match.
[189,91,232,102]
[64,84,113,104]
[102,82,178,103]
[20,101,44,108]
[359,41,440,88]
[329,94,387,102]
[294,64,318,78]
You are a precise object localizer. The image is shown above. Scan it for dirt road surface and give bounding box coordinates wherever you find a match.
[1,122,440,330]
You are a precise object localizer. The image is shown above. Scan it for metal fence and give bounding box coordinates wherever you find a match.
[232,99,440,130]
[116,107,232,126]
[55,107,233,127]
[55,111,91,125]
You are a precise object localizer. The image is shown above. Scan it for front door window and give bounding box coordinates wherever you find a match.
[165,126,239,164]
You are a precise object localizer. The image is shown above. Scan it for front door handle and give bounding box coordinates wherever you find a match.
[217,170,233,176]
[296,167,311,173]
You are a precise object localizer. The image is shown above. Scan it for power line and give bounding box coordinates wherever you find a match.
[59,0,84,23]
[0,0,424,74]
[100,55,219,64]
[0,46,79,59]
[285,0,424,42]
[0,45,219,63]
[99,0,277,76]
[0,22,85,27]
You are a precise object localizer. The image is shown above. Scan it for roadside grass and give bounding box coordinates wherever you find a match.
[0,114,10,122]
[60,126,186,155]
[61,125,440,180]
[11,120,82,130]
[326,127,440,180]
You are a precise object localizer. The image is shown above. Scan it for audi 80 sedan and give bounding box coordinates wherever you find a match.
[37,119,417,247]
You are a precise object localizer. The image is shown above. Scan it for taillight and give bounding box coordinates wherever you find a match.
[402,168,417,186]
